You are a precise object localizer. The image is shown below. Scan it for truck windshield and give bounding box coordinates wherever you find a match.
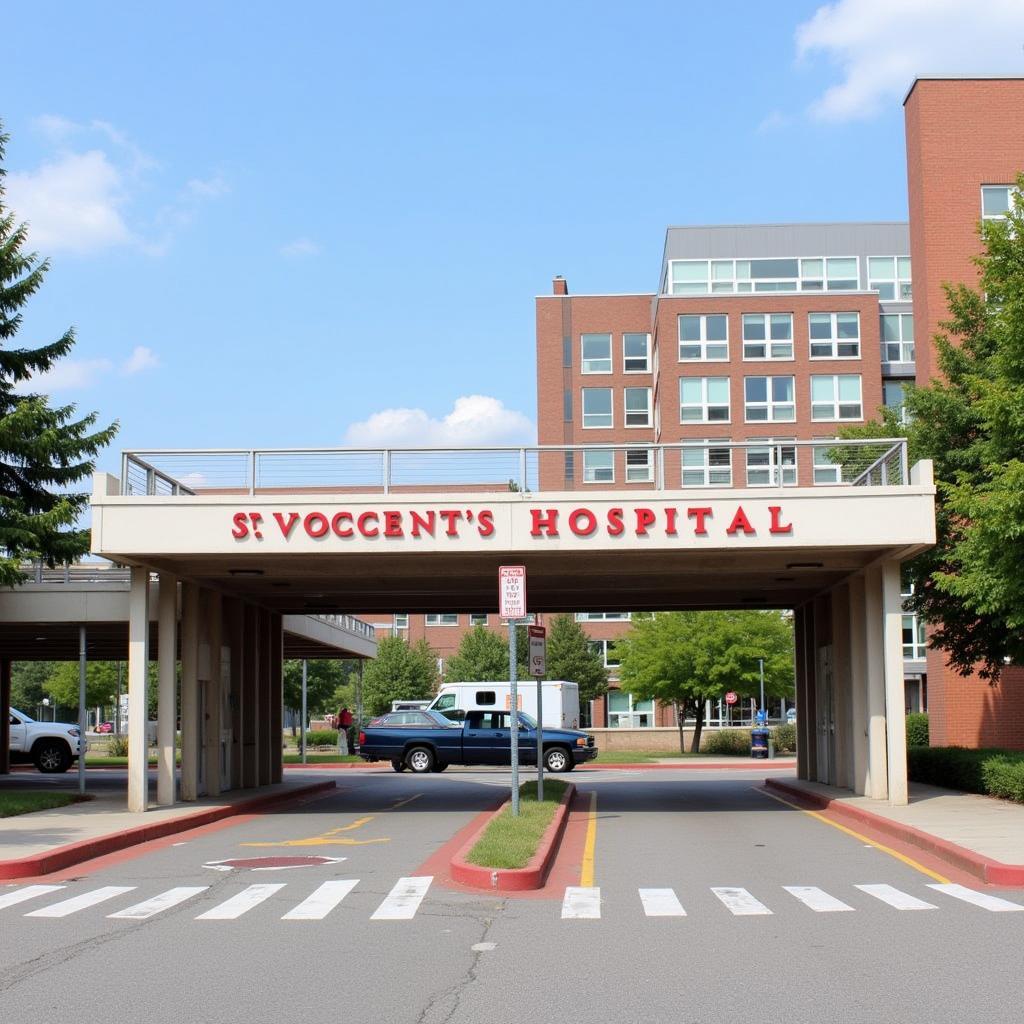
[518,712,538,730]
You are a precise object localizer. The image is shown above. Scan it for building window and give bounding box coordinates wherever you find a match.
[623,333,650,372]
[581,333,612,374]
[563,390,572,422]
[607,689,655,727]
[680,377,730,423]
[681,440,732,486]
[668,260,711,295]
[742,313,793,360]
[469,613,488,626]
[746,440,797,486]
[804,256,859,291]
[744,376,795,422]
[812,443,841,484]
[588,639,621,669]
[583,449,614,483]
[982,185,1018,219]
[902,614,926,659]
[666,256,859,295]
[868,256,912,301]
[426,614,459,626]
[576,611,632,622]
[883,379,911,424]
[582,387,613,428]
[678,314,728,361]
[393,614,409,630]
[626,448,653,482]
[811,375,862,421]
[624,387,652,427]
[881,313,914,363]
[809,312,860,359]
[562,337,572,368]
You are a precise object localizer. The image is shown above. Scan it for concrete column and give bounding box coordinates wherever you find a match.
[863,565,889,800]
[270,613,283,784]
[127,565,150,814]
[242,604,258,789]
[793,606,810,781]
[831,584,853,790]
[0,658,11,775]
[882,560,909,805]
[258,608,272,786]
[156,574,178,806]
[847,573,870,795]
[205,591,222,798]
[226,599,243,789]
[180,582,200,802]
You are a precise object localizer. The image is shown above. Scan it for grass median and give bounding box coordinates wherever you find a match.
[466,779,569,870]
[0,791,82,818]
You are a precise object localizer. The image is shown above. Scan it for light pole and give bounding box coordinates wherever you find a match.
[759,658,766,722]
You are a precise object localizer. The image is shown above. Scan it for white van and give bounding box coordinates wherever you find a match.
[428,681,580,729]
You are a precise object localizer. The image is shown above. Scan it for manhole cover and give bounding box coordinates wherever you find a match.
[203,855,348,872]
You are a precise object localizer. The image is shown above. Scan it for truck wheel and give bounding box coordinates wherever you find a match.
[391,759,406,773]
[544,746,572,773]
[405,746,435,773]
[34,741,72,774]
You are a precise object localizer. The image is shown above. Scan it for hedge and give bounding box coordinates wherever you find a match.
[907,745,1024,803]
[304,729,340,746]
[772,723,796,752]
[905,712,929,747]
[700,729,752,755]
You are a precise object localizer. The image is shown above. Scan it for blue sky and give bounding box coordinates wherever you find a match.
[4,0,1024,473]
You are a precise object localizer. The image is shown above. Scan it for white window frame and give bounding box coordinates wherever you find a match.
[393,614,409,630]
[883,379,910,424]
[607,690,655,727]
[743,375,796,423]
[746,439,797,487]
[581,387,613,428]
[469,613,488,627]
[425,614,459,626]
[811,375,863,422]
[588,639,621,669]
[679,377,730,424]
[624,387,652,427]
[583,449,615,484]
[666,256,859,295]
[741,313,794,360]
[576,612,632,622]
[981,184,1018,220]
[681,439,732,487]
[902,614,926,659]
[808,312,861,359]
[868,256,912,301]
[581,333,613,374]
[623,333,651,373]
[626,448,653,482]
[678,314,729,362]
[812,442,842,484]
[881,313,915,363]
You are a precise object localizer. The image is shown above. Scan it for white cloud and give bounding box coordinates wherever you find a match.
[280,237,323,258]
[343,395,536,447]
[796,0,1024,121]
[22,357,114,392]
[185,175,230,199]
[120,345,160,375]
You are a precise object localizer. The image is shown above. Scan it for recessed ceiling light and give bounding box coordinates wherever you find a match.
[785,562,824,570]
[228,568,264,577]
[35,635,47,641]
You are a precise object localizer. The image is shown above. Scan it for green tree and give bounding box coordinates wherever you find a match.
[9,660,53,710]
[360,637,438,716]
[540,614,609,705]
[283,659,349,728]
[46,660,143,713]
[0,124,118,585]
[616,611,794,752]
[444,626,509,681]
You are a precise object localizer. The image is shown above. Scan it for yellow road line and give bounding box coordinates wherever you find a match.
[580,792,598,887]
[756,786,951,884]
[390,794,422,810]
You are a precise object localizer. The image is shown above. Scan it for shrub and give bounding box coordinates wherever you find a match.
[106,736,129,757]
[907,745,1024,803]
[304,729,339,747]
[905,712,929,748]
[700,729,752,755]
[772,723,796,752]
[980,755,1024,803]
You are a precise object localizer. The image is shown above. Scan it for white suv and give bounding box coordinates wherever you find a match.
[8,708,86,773]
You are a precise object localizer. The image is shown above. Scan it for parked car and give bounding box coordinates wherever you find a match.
[786,708,797,725]
[95,721,114,734]
[7,708,86,773]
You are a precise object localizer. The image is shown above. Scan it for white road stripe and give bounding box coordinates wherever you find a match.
[639,888,686,917]
[25,886,136,918]
[711,887,773,916]
[108,887,209,920]
[562,887,601,919]
[282,880,359,920]
[927,883,1024,912]
[783,886,855,913]
[371,876,432,921]
[0,885,65,911]
[195,884,285,920]
[855,884,937,910]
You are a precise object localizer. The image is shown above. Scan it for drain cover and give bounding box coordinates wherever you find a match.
[203,855,348,872]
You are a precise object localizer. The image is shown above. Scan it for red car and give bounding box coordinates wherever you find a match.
[95,722,114,734]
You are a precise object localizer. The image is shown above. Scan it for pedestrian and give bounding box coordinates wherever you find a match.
[337,705,354,755]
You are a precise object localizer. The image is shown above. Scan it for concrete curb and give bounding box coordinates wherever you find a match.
[579,759,796,771]
[0,780,336,880]
[764,778,1024,887]
[450,783,576,891]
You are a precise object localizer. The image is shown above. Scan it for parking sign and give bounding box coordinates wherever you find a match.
[528,625,546,677]
[498,565,527,619]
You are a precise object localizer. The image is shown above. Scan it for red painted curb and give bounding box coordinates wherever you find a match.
[764,778,1024,887]
[450,784,576,891]
[0,780,337,881]
[578,759,796,771]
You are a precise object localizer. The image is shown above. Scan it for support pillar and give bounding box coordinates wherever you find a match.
[157,574,178,806]
[242,604,258,789]
[1,658,11,775]
[864,565,889,799]
[793,606,810,781]
[205,591,222,798]
[848,573,870,795]
[180,582,200,802]
[270,613,283,784]
[882,560,909,805]
[227,599,243,789]
[831,584,853,790]
[258,609,272,786]
[127,565,150,813]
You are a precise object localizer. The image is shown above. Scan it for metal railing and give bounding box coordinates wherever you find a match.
[118,438,911,496]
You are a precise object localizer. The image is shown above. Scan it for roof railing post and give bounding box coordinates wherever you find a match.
[382,450,391,495]
[146,467,156,495]
[900,440,909,485]
[121,452,129,495]
[657,445,666,490]
[519,448,527,492]
[250,451,257,497]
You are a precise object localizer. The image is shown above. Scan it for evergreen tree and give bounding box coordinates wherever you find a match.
[361,637,438,716]
[541,614,609,705]
[0,123,118,585]
[444,625,509,681]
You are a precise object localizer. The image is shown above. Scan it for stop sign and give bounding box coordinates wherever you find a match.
[724,691,738,706]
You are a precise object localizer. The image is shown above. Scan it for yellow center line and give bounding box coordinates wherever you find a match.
[755,786,951,884]
[580,791,598,887]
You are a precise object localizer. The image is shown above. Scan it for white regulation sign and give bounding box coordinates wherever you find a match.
[528,625,546,677]
[499,565,527,620]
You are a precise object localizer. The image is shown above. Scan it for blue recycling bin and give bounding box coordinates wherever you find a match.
[750,728,770,759]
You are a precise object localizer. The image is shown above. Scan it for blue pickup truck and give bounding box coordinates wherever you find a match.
[358,708,597,774]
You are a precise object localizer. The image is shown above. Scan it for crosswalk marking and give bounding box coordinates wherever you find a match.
[371,876,433,921]
[639,888,686,917]
[783,886,855,912]
[0,885,65,911]
[108,887,209,920]
[562,886,601,919]
[927,883,1024,912]
[195,884,285,920]
[25,886,136,918]
[282,880,359,920]
[855,884,937,910]
[711,887,773,916]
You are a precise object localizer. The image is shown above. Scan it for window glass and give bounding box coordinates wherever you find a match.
[626,449,653,482]
[744,376,795,422]
[809,312,860,358]
[813,444,841,484]
[583,449,614,483]
[679,314,729,361]
[426,614,459,626]
[682,440,732,486]
[582,388,613,428]
[475,691,497,706]
[394,614,409,629]
[469,613,488,626]
[581,333,612,373]
[982,185,1013,218]
[624,387,652,426]
[746,440,797,486]
[623,333,650,372]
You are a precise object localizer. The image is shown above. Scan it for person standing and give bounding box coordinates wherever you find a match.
[337,705,354,755]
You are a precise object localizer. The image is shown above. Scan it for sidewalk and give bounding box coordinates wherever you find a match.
[766,777,1024,886]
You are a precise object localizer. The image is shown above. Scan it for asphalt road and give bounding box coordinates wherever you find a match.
[1,766,1022,1024]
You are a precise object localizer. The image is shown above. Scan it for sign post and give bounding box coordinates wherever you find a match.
[499,566,527,816]
[528,625,546,801]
